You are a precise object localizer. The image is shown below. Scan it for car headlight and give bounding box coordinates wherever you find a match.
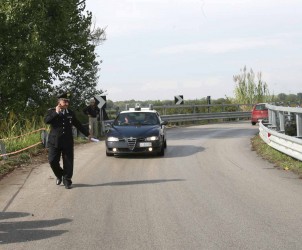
[146,136,159,141]
[107,137,119,142]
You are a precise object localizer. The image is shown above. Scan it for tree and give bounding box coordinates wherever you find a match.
[297,93,302,106]
[0,0,105,118]
[233,66,271,105]
[277,93,287,102]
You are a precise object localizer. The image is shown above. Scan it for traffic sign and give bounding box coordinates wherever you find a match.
[95,95,106,109]
[207,96,211,105]
[174,95,184,105]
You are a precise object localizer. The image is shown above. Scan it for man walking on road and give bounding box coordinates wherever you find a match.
[83,98,100,138]
[45,93,90,189]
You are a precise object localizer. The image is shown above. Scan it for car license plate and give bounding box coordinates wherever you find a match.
[140,142,152,147]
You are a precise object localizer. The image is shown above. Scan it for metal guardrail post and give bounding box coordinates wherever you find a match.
[0,140,8,159]
[261,104,302,160]
[101,121,106,135]
[41,130,48,148]
[278,111,285,133]
[296,113,302,138]
[259,120,302,161]
[268,109,273,124]
[271,110,277,129]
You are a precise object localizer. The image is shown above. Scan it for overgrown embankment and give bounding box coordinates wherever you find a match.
[251,135,302,177]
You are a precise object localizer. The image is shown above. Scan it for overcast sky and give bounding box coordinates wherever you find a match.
[85,0,302,101]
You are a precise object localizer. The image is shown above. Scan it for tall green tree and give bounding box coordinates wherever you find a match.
[297,93,302,106]
[233,66,271,105]
[277,93,287,102]
[0,0,105,118]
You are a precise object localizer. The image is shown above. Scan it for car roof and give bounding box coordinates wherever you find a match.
[120,109,157,114]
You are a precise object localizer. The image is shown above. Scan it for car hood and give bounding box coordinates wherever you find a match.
[107,125,160,138]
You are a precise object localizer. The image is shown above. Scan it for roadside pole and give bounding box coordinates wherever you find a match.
[94,95,107,137]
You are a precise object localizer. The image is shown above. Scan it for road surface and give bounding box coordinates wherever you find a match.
[1,122,302,249]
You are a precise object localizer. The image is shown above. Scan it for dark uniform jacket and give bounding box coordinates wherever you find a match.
[45,108,89,148]
[83,106,100,118]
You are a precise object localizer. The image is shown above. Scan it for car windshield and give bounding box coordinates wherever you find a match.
[255,104,267,111]
[113,112,160,126]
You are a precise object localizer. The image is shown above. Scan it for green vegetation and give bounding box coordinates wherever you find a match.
[0,113,46,179]
[0,0,106,120]
[110,97,240,117]
[0,113,45,154]
[251,135,302,177]
[233,66,302,108]
[275,93,302,106]
[233,66,272,108]
[0,113,89,177]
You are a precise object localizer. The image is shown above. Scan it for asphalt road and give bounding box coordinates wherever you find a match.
[1,122,302,250]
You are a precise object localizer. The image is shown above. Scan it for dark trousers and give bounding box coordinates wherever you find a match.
[48,144,74,180]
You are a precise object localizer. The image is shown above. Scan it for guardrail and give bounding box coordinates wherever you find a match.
[161,111,251,122]
[259,121,302,161]
[104,111,251,128]
[266,104,302,137]
[152,104,253,116]
[259,104,302,161]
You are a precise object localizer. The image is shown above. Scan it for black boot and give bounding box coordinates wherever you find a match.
[63,178,72,189]
[56,176,62,185]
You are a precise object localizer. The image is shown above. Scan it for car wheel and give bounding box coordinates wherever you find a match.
[164,139,167,148]
[158,144,165,156]
[106,151,114,156]
[251,122,256,125]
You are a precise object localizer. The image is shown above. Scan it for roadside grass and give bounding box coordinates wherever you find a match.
[1,113,45,153]
[0,137,89,179]
[0,151,39,176]
[251,134,302,177]
[0,113,88,178]
[0,113,46,178]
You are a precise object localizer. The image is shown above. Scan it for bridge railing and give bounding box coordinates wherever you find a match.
[259,104,302,161]
[104,111,251,131]
[266,103,302,137]
[160,111,251,122]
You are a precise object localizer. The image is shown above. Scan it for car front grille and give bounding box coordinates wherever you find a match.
[126,138,137,150]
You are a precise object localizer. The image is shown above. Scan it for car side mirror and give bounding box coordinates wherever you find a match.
[161,120,168,126]
[104,122,113,132]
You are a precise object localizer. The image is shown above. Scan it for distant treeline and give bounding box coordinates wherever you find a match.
[108,93,302,111]
[272,93,302,106]
[108,97,232,111]
[100,93,302,120]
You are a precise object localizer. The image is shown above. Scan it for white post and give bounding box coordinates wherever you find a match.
[268,109,273,124]
[278,111,285,133]
[41,130,49,148]
[271,110,277,128]
[296,113,302,138]
[0,141,8,159]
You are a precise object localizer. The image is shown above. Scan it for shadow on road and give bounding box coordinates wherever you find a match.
[72,178,185,188]
[164,145,205,158]
[168,127,258,140]
[0,212,72,244]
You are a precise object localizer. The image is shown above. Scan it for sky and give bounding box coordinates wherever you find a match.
[85,0,302,102]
